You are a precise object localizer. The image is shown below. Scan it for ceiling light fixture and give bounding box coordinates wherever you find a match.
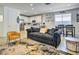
[32,8,34,10]
[30,4,33,6]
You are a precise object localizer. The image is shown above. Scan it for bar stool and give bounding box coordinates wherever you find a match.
[65,25,75,37]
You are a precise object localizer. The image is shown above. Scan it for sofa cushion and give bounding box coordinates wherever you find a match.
[47,28,58,35]
[31,27,40,32]
[40,34,53,40]
[29,32,43,37]
[47,28,55,35]
[29,32,53,40]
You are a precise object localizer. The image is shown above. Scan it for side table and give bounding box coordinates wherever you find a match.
[65,37,79,53]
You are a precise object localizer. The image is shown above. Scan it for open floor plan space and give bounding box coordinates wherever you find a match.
[0,3,79,55]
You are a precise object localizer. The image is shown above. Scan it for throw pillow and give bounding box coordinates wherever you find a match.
[47,28,55,35]
[40,27,48,33]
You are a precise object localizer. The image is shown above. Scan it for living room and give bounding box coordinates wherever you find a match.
[0,3,79,55]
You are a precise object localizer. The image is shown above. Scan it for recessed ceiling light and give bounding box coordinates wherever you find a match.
[32,8,34,10]
[30,4,33,6]
[67,4,71,6]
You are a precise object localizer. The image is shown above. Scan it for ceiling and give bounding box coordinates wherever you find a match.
[0,3,79,16]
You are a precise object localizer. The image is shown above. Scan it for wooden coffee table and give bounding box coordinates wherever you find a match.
[65,37,79,53]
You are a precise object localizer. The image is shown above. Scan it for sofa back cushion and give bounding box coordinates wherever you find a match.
[47,28,58,35]
[31,27,40,32]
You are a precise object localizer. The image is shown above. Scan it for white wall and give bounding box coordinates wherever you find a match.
[3,7,20,37]
[29,15,42,28]
[42,13,55,29]
[0,13,3,37]
[29,15,42,23]
[19,16,29,23]
[71,9,79,36]
[0,22,3,37]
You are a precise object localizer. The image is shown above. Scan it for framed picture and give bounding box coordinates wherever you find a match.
[17,16,20,23]
[76,14,79,22]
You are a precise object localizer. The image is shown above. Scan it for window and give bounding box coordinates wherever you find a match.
[0,15,3,22]
[55,13,71,26]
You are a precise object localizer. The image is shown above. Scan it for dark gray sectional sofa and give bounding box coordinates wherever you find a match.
[27,27,61,48]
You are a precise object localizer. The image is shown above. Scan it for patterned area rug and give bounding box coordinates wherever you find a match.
[0,44,71,55]
[0,39,72,55]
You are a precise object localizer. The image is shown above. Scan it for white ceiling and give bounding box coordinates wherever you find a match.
[0,3,79,16]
